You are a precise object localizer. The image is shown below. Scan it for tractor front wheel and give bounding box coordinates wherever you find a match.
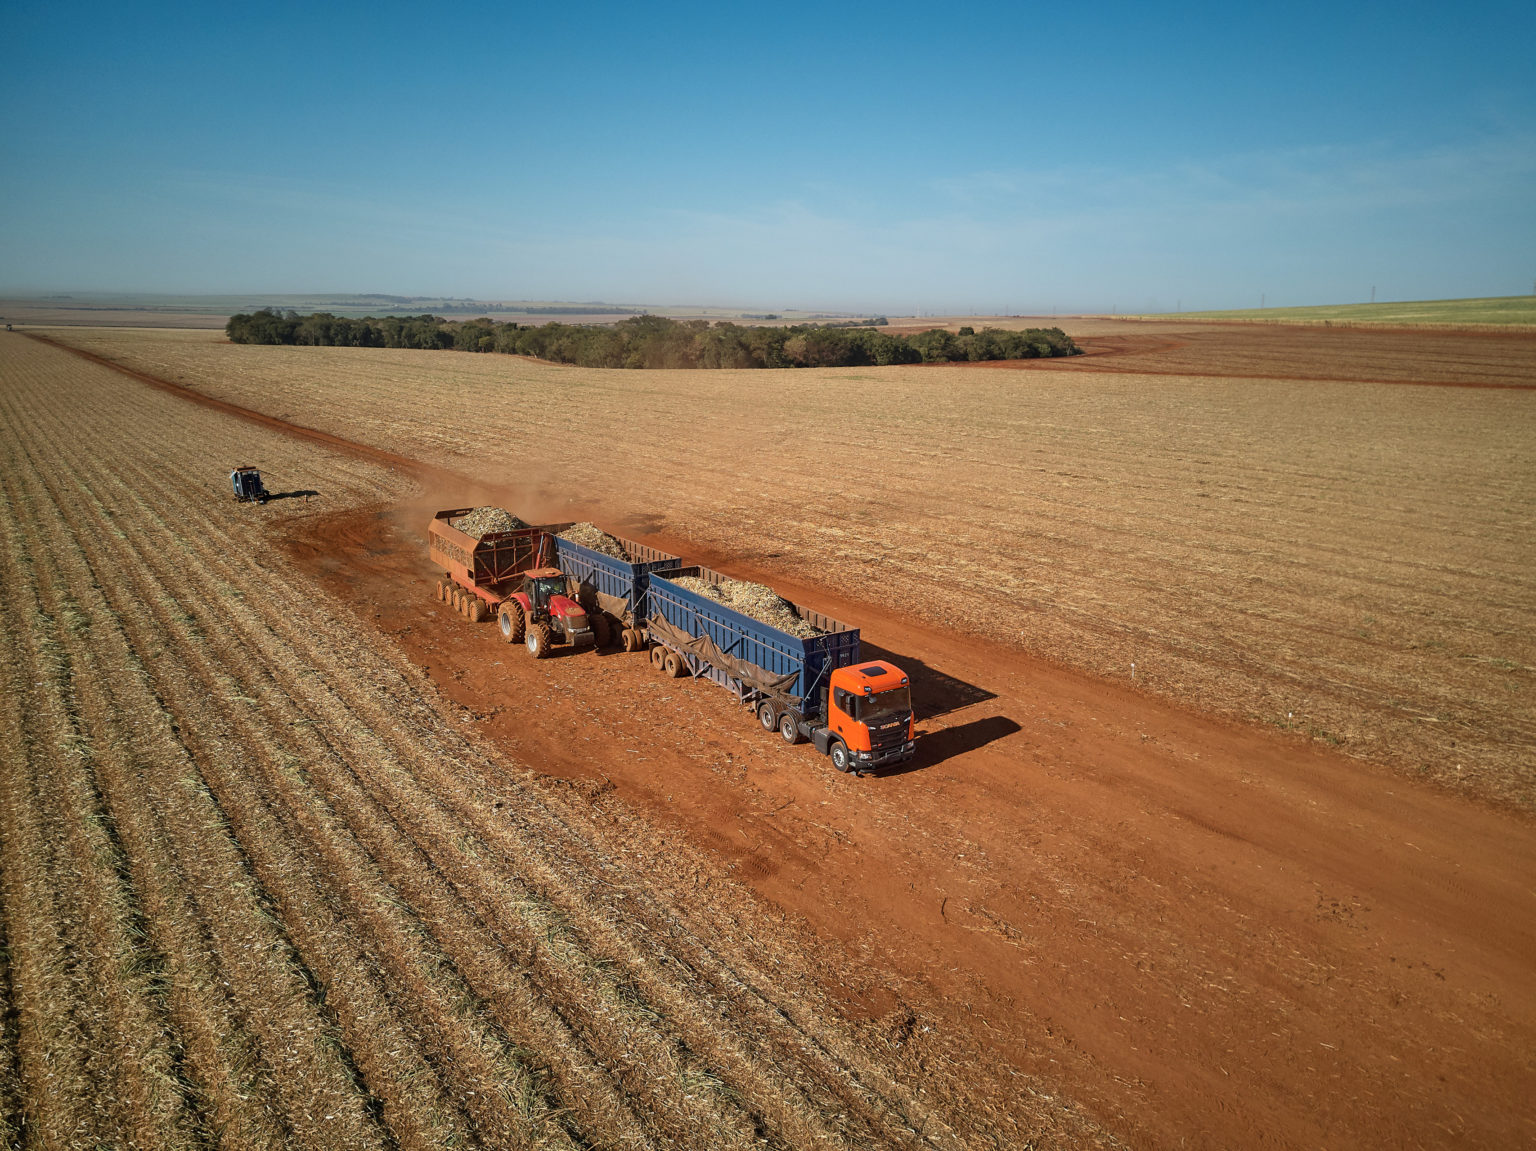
[526,622,552,659]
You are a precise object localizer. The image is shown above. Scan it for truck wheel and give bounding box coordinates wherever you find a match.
[468,597,486,624]
[758,701,777,732]
[590,614,611,647]
[650,646,666,670]
[663,651,684,678]
[526,622,552,659]
[779,713,803,744]
[498,602,524,643]
[830,741,852,772]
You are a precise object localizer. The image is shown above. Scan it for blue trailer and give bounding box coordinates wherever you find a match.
[640,565,914,773]
[550,533,683,651]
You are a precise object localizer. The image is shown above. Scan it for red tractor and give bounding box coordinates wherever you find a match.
[496,567,605,658]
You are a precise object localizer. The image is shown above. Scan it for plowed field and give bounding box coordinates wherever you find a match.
[0,332,1103,1148]
[5,324,1535,1151]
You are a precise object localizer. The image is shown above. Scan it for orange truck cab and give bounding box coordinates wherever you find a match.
[811,660,916,774]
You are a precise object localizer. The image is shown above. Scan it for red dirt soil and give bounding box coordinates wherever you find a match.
[276,496,1536,1151]
[34,332,1536,1149]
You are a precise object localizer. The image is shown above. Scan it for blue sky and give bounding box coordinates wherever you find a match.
[2,0,1532,312]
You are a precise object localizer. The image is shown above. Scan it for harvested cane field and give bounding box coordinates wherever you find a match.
[40,321,1536,809]
[5,323,1536,1151]
[0,332,1107,1148]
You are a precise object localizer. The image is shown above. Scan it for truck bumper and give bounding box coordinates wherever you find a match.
[855,741,917,769]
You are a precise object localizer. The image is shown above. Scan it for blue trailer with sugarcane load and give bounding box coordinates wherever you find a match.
[638,565,916,775]
[549,532,683,653]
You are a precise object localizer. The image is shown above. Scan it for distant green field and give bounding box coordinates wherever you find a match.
[1147,295,1536,327]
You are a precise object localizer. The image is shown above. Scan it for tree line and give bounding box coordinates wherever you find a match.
[224,310,1081,368]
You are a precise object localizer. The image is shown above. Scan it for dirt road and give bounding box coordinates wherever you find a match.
[11,328,1536,1149]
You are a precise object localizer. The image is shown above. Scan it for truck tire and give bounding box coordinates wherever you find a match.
[498,602,524,643]
[779,712,802,744]
[650,646,666,670]
[830,740,852,773]
[526,622,552,659]
[590,614,611,648]
[663,651,684,678]
[468,597,486,624]
[758,701,777,732]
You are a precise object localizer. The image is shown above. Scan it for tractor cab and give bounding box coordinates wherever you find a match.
[521,567,571,611]
[231,466,269,504]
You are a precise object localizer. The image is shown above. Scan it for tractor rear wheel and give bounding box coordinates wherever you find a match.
[498,602,524,643]
[526,622,552,659]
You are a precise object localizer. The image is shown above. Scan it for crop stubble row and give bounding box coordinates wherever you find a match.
[46,328,1533,807]
[0,336,1106,1148]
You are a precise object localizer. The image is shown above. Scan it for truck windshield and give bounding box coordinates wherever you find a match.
[857,687,911,723]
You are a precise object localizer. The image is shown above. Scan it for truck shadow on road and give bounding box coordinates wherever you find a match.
[858,641,996,721]
[881,715,1023,774]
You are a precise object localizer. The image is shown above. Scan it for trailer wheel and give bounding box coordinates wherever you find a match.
[498,602,524,643]
[590,614,611,648]
[663,651,684,678]
[779,713,803,744]
[758,701,777,732]
[434,580,446,602]
[650,645,666,670]
[468,597,486,624]
[526,622,552,659]
[623,628,642,653]
[830,741,852,773]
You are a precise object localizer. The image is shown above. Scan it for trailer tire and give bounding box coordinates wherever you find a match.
[663,651,684,678]
[623,628,642,653]
[526,622,552,659]
[468,597,486,624]
[758,701,777,732]
[830,741,852,773]
[779,713,803,744]
[590,614,611,648]
[650,645,666,670]
[435,580,446,602]
[498,602,524,643]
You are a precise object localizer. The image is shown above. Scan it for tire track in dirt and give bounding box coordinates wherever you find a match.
[0,331,995,1143]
